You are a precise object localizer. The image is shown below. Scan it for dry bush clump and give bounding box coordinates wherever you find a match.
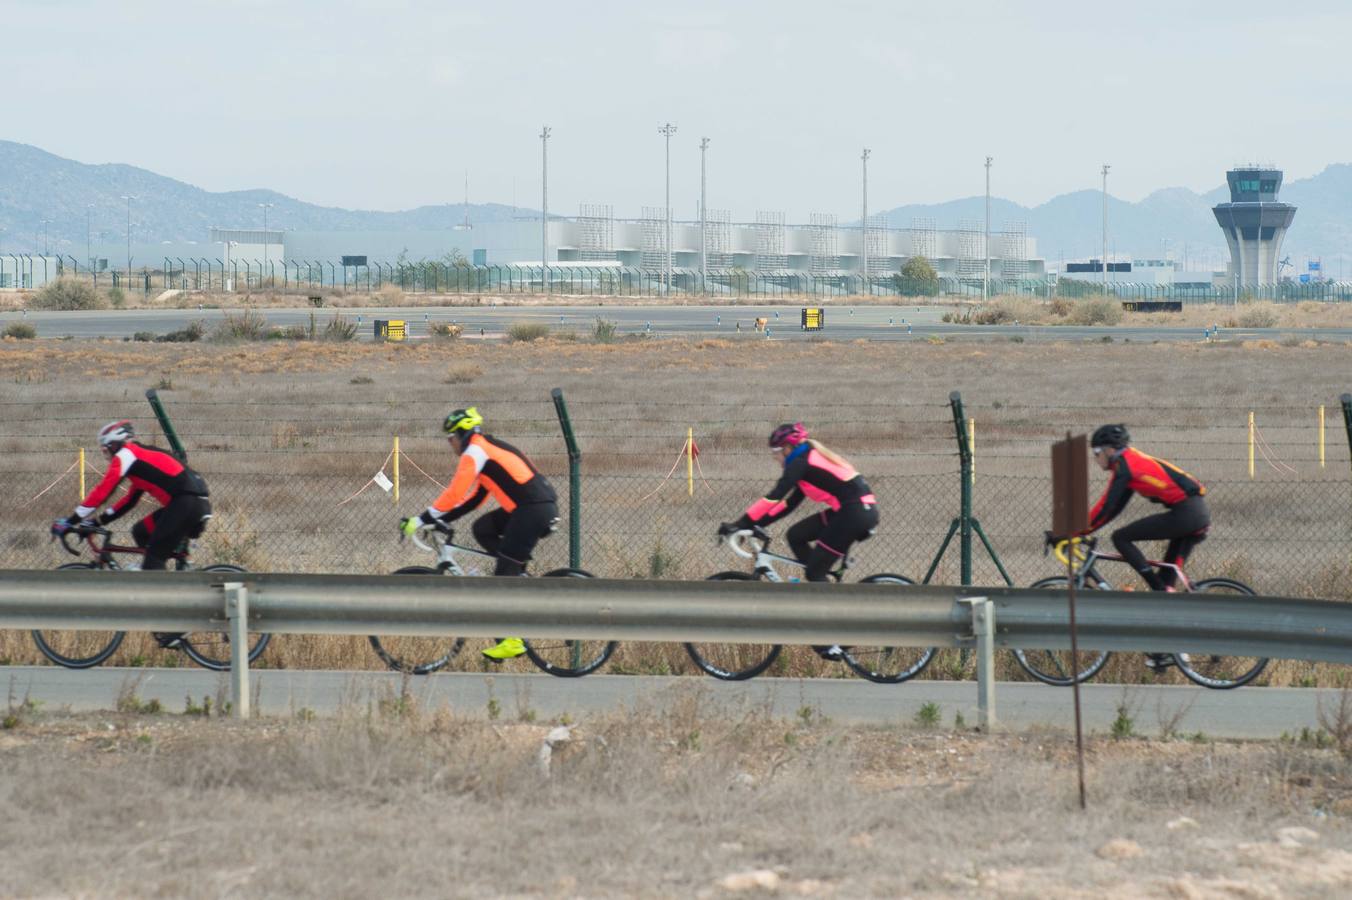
[210,308,269,342]
[377,283,405,304]
[28,277,105,311]
[2,322,37,340]
[507,321,550,342]
[1065,296,1123,325]
[1235,301,1281,328]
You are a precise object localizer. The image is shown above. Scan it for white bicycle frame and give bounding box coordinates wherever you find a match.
[725,528,854,583]
[410,525,495,576]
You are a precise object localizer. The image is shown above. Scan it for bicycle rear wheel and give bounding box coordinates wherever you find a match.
[1012,576,1112,686]
[1172,578,1268,689]
[31,563,126,669]
[684,572,782,681]
[842,574,937,684]
[178,565,273,672]
[367,566,466,674]
[522,568,617,677]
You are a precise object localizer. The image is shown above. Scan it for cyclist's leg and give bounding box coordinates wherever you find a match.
[786,512,826,569]
[1111,514,1172,590]
[1157,498,1210,588]
[804,504,878,582]
[471,508,511,556]
[492,501,557,577]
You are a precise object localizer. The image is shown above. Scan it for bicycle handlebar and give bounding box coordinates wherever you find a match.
[1050,536,1095,567]
[725,526,770,559]
[410,522,452,554]
[59,524,111,557]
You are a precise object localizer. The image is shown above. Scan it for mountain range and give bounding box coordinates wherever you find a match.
[3,140,1351,269]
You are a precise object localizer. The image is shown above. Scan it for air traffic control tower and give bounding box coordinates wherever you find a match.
[1212,166,1296,286]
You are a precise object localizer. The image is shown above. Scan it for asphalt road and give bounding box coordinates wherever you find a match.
[4,665,1341,738]
[5,304,1341,344]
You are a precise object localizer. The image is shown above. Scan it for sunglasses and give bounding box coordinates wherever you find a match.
[1092,447,1105,455]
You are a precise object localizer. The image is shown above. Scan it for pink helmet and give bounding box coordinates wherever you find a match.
[768,422,809,448]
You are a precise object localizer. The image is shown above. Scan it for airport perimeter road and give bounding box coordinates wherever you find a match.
[6,304,1346,344]
[5,665,1342,739]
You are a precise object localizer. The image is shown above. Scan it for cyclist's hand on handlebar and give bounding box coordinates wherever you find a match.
[50,517,75,539]
[398,516,420,539]
[716,522,739,538]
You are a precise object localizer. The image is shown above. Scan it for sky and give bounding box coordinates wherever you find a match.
[7,0,1350,219]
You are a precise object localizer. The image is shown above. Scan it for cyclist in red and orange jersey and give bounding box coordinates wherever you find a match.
[52,420,212,573]
[1086,424,1210,593]
[398,407,558,660]
[720,421,879,564]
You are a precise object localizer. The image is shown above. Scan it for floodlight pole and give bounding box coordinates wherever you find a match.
[120,195,136,288]
[1101,164,1110,293]
[659,123,677,295]
[540,125,551,295]
[984,156,992,302]
[700,136,709,296]
[861,148,870,294]
[258,202,274,277]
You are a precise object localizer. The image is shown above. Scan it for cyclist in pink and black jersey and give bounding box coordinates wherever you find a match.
[718,422,880,584]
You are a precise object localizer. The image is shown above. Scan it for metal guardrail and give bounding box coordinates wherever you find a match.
[3,569,1351,722]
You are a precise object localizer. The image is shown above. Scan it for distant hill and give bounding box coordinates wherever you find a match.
[0,140,528,255]
[4,140,1350,267]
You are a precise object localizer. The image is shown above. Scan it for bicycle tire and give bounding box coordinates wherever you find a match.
[1172,578,1269,689]
[178,565,273,672]
[367,566,466,675]
[841,574,937,684]
[31,563,126,669]
[1012,575,1113,686]
[683,572,783,681]
[522,568,617,677]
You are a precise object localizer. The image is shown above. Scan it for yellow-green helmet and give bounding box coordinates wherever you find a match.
[443,407,484,435]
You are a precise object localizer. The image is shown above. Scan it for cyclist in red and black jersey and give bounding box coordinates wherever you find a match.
[719,422,879,581]
[1086,424,1210,592]
[51,420,212,573]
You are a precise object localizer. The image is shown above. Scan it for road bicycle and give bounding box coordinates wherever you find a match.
[1015,535,1267,689]
[688,526,935,683]
[40,525,272,671]
[369,522,616,677]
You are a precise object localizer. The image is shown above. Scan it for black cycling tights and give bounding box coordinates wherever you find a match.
[1110,495,1210,590]
[785,504,880,582]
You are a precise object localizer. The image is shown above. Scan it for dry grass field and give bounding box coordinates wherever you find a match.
[2,335,1350,683]
[1,689,1350,898]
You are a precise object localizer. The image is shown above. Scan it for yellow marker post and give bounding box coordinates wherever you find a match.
[393,436,400,505]
[1319,405,1326,469]
[968,418,975,486]
[1248,411,1255,479]
[687,428,694,497]
[78,448,86,499]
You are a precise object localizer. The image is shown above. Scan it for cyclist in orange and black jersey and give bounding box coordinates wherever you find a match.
[1085,424,1210,591]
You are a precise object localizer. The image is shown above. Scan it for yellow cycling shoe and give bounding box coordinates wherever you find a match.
[482,637,527,661]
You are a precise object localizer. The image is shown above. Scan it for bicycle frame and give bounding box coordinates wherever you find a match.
[409,525,496,575]
[62,527,191,570]
[726,528,851,582]
[1053,538,1194,592]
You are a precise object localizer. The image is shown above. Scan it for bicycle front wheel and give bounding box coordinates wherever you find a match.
[367,567,466,674]
[1172,578,1269,689]
[31,563,126,669]
[684,572,783,681]
[522,568,617,677]
[1012,576,1112,686]
[178,565,273,672]
[842,574,937,684]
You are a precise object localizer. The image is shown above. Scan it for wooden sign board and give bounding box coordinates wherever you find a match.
[1051,433,1089,537]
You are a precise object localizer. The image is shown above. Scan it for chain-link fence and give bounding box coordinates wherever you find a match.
[4,391,1350,600]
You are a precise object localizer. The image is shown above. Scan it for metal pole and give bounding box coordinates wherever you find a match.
[224,582,250,719]
[258,203,273,285]
[984,156,992,302]
[551,388,582,569]
[1100,165,1110,293]
[121,195,136,288]
[540,125,551,295]
[85,205,93,271]
[961,597,995,729]
[659,123,677,295]
[950,391,972,585]
[861,148,870,294]
[1340,394,1352,482]
[700,136,709,296]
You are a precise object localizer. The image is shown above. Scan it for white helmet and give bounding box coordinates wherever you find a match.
[97,419,134,450]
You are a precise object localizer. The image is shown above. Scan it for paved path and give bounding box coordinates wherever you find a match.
[4,304,1339,343]
[4,665,1341,738]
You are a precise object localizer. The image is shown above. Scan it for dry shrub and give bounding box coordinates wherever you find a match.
[1236,302,1280,328]
[29,277,105,311]
[377,283,405,304]
[443,363,481,384]
[973,297,1042,325]
[1065,297,1123,325]
[507,321,550,342]
[3,322,37,340]
[1048,297,1075,318]
[430,323,462,340]
[210,309,268,342]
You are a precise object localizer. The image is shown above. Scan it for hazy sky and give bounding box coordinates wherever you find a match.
[9,0,1347,219]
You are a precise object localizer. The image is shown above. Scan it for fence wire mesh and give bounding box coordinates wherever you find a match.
[2,395,1350,598]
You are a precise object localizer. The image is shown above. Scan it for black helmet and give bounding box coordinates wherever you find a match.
[1091,424,1130,449]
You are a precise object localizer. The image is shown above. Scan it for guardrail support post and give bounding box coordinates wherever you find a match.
[960,596,995,729]
[224,582,250,719]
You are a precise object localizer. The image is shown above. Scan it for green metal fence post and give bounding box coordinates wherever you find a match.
[950,391,973,585]
[1341,393,1352,480]
[551,387,582,569]
[145,388,188,462]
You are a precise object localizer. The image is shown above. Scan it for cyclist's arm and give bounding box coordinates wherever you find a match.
[1086,456,1132,532]
[421,448,489,524]
[98,488,144,524]
[741,457,808,526]
[73,453,127,519]
[422,485,489,525]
